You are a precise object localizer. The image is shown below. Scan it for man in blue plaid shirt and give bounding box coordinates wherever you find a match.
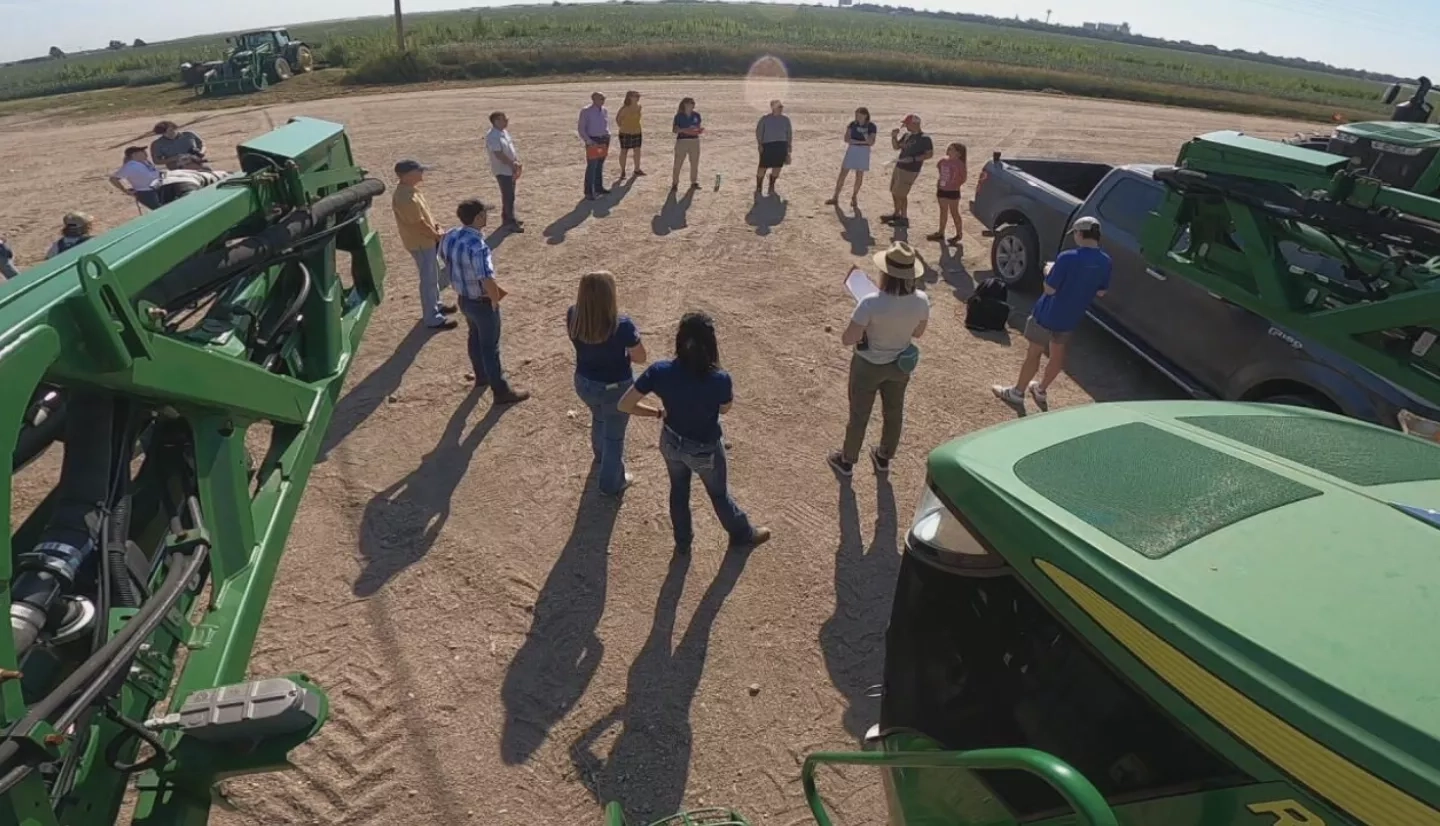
[439,199,531,404]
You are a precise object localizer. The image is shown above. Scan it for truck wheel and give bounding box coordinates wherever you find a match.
[268,57,292,84]
[991,224,1042,291]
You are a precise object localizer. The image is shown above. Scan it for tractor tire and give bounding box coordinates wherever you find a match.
[990,223,1043,291]
[267,57,292,84]
[290,45,315,73]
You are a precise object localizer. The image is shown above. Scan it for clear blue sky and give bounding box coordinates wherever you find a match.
[1,0,1431,77]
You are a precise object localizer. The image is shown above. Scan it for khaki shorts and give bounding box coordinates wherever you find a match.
[890,166,919,197]
[1023,316,1071,348]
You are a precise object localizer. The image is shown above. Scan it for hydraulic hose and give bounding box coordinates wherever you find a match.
[139,178,386,310]
[106,497,141,609]
[0,517,210,792]
[10,393,115,656]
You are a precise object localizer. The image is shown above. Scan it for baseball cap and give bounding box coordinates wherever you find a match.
[394,159,430,176]
[1072,216,1102,233]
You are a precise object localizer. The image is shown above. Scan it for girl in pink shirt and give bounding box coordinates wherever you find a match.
[929,142,968,248]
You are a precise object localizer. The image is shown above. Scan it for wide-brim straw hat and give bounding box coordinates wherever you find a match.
[872,241,923,280]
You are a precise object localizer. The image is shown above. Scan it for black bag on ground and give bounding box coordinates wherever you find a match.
[966,277,1011,331]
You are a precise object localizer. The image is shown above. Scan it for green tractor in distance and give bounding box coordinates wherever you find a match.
[1288,76,1440,195]
[200,28,315,97]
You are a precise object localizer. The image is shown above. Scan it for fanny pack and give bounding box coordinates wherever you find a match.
[896,344,920,374]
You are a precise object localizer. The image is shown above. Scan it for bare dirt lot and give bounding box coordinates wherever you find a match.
[2,79,1309,825]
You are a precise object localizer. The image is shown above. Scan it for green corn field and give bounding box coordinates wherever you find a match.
[0,3,1396,119]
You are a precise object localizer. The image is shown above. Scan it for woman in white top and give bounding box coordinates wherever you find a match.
[828,242,930,476]
[826,106,878,207]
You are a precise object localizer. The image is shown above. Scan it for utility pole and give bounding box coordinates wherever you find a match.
[1045,9,1053,24]
[394,0,406,51]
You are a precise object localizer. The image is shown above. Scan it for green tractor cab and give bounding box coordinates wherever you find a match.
[201,28,314,97]
[1289,76,1440,194]
[828,401,1440,826]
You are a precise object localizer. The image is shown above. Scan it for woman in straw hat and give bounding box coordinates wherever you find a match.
[828,241,931,477]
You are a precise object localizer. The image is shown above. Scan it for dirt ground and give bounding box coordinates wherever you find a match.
[1,79,1309,825]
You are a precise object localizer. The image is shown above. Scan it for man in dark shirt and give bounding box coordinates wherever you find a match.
[884,113,933,227]
[150,121,208,170]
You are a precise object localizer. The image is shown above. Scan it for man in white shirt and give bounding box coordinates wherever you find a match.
[485,111,524,233]
[109,147,162,210]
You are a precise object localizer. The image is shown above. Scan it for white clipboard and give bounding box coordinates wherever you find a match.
[845,267,878,302]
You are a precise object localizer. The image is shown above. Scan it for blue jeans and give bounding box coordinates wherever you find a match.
[496,174,517,224]
[574,375,631,494]
[584,137,609,197]
[410,247,447,327]
[660,427,754,548]
[460,296,511,394]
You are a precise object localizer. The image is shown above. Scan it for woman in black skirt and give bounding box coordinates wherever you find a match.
[754,99,793,195]
[616,90,645,179]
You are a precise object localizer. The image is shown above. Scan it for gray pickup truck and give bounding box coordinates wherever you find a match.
[969,152,1440,427]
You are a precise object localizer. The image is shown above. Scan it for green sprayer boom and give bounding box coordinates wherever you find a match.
[0,117,385,824]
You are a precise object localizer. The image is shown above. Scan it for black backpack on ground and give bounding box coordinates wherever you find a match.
[966,277,1011,332]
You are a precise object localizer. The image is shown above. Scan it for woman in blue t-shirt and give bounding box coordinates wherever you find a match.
[671,97,704,191]
[568,270,648,495]
[827,106,878,207]
[619,312,772,554]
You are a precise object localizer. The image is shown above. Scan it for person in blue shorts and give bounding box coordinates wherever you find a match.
[992,216,1111,409]
[619,312,771,555]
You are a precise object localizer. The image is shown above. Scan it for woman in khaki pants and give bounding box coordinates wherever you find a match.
[671,97,704,191]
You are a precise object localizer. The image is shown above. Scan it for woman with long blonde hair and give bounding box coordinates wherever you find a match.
[568,270,648,495]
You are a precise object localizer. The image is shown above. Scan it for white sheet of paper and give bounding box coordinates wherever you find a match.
[846,267,878,302]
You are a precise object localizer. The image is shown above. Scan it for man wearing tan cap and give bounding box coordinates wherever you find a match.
[883,114,933,228]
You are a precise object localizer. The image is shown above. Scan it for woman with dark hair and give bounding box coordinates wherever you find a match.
[619,312,771,554]
[671,97,704,191]
[826,106,877,207]
[828,242,930,477]
[568,270,647,495]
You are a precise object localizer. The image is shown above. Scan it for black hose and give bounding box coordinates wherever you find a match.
[0,521,210,790]
[106,497,140,609]
[139,178,385,309]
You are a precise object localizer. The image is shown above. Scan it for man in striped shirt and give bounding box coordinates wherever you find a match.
[438,199,531,404]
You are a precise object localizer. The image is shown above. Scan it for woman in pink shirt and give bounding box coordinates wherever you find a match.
[928,142,968,248]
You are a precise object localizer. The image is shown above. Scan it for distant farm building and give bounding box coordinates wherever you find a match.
[1083,21,1131,35]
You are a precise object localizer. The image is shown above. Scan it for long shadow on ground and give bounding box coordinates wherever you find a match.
[821,476,900,741]
[321,323,437,461]
[570,550,750,823]
[745,192,788,236]
[652,188,695,236]
[353,390,507,596]
[500,472,622,765]
[835,204,875,256]
[544,199,597,245]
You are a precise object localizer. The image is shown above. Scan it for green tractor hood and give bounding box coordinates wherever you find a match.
[1334,120,1440,149]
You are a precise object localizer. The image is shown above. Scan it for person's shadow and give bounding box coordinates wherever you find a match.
[820,476,900,741]
[593,177,634,218]
[889,223,910,244]
[543,199,597,245]
[744,192,788,236]
[320,323,437,461]
[499,471,623,764]
[651,188,695,236]
[934,242,975,300]
[835,204,875,256]
[352,390,508,596]
[570,550,750,824]
[487,224,515,250]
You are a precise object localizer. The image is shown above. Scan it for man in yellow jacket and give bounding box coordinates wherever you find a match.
[392,159,457,330]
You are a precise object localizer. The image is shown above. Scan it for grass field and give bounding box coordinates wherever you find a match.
[0,2,1395,121]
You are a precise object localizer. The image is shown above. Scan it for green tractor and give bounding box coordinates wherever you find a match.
[1288,76,1440,195]
[200,28,315,97]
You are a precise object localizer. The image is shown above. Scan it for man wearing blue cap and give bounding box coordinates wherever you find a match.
[392,159,457,330]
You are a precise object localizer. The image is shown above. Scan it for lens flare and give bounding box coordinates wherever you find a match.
[744,55,791,112]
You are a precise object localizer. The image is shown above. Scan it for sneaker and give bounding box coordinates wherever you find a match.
[1028,381,1049,407]
[827,451,855,477]
[493,388,531,405]
[991,385,1024,406]
[892,216,910,227]
[948,235,963,247]
[602,472,636,497]
[926,232,944,242]
[439,303,458,315]
[879,213,898,224]
[427,318,458,331]
[634,169,647,177]
[869,447,892,474]
[824,197,839,206]
[734,527,773,551]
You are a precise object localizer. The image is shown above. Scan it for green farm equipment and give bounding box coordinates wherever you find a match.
[0,116,385,823]
[1288,76,1440,195]
[604,135,1440,824]
[200,28,314,97]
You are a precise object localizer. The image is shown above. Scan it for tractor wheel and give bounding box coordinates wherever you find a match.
[268,57,292,84]
[291,45,315,73]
